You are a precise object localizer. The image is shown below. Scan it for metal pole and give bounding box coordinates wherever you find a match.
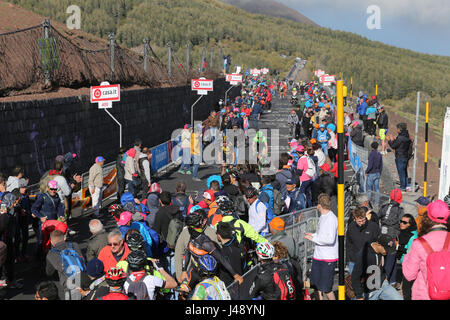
[186,44,190,76]
[167,42,172,77]
[336,80,345,300]
[424,102,429,196]
[109,32,115,82]
[42,19,51,86]
[143,38,149,73]
[412,91,420,192]
[225,84,236,106]
[104,109,122,148]
[191,95,204,127]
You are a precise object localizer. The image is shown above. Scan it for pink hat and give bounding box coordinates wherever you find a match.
[48,180,58,189]
[117,211,133,226]
[295,145,305,153]
[427,200,449,224]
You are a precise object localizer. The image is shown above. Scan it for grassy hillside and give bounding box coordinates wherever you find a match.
[6,0,450,117]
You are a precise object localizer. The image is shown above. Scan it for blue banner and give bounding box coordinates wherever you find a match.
[152,142,170,173]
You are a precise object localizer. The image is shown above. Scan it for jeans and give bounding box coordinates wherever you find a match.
[366,173,380,207]
[395,157,409,190]
[179,148,191,172]
[300,180,313,208]
[192,154,201,178]
[368,280,403,300]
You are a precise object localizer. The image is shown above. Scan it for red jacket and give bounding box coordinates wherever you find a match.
[41,220,68,254]
[98,242,131,272]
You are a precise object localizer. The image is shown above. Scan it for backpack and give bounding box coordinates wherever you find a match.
[273,188,285,215]
[126,275,149,300]
[301,156,317,179]
[272,263,296,300]
[418,233,450,300]
[166,217,184,249]
[172,195,189,218]
[51,242,86,278]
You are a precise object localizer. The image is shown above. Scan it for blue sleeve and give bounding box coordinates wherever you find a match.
[31,194,44,218]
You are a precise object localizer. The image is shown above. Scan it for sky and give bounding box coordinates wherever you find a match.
[280,0,450,56]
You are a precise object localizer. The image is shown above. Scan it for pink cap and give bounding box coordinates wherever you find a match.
[72,153,77,158]
[295,145,305,153]
[117,211,133,226]
[48,180,58,189]
[427,200,449,224]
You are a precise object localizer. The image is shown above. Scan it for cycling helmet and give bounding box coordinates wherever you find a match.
[256,242,275,260]
[197,254,218,277]
[126,232,145,251]
[127,250,147,271]
[216,195,234,214]
[185,209,207,228]
[105,267,127,287]
[244,186,258,199]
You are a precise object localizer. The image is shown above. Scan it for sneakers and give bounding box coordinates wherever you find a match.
[185,170,192,175]
[192,177,202,182]
[177,170,185,175]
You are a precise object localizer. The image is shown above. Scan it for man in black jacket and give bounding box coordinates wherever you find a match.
[351,234,403,300]
[215,222,244,286]
[152,191,181,241]
[387,123,411,191]
[346,207,380,275]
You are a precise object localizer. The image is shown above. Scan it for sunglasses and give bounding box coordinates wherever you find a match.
[108,242,121,247]
[49,188,57,191]
[400,220,410,225]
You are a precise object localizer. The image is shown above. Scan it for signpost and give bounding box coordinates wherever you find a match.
[225,74,242,105]
[91,81,122,147]
[191,78,213,126]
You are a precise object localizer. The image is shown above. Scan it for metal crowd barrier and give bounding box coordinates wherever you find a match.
[366,191,418,218]
[227,208,320,300]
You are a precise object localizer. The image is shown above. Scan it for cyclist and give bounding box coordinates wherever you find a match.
[179,208,244,293]
[124,250,177,300]
[190,255,231,300]
[248,242,296,300]
[97,267,133,300]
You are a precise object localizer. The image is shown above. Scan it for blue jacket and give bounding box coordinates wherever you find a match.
[366,150,383,174]
[250,104,262,119]
[119,221,164,258]
[31,192,65,220]
[259,185,274,212]
[357,101,368,116]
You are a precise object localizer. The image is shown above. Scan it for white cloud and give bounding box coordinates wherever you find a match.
[280,0,450,26]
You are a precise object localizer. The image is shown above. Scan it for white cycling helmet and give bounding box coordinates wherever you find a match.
[256,242,275,260]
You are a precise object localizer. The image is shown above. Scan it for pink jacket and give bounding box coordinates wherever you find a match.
[402,230,449,300]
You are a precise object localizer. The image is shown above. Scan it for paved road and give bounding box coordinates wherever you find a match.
[5,91,353,300]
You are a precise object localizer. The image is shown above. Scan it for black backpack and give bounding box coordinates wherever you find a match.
[272,263,296,300]
[407,139,414,160]
[126,275,149,300]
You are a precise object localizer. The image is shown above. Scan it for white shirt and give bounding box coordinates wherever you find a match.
[311,210,338,261]
[248,200,268,234]
[315,149,326,167]
[124,273,164,300]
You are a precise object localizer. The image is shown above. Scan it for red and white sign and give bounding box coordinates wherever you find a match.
[251,69,261,76]
[320,75,335,83]
[90,84,120,103]
[226,74,243,84]
[261,68,269,75]
[315,70,325,77]
[191,79,213,91]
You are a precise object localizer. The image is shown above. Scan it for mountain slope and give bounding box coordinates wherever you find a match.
[5,0,450,117]
[219,0,317,26]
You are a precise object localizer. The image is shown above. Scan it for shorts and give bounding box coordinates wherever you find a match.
[379,129,387,140]
[310,259,336,293]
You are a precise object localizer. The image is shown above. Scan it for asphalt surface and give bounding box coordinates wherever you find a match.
[5,91,354,300]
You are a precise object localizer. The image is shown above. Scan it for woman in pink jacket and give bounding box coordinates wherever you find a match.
[402,200,450,300]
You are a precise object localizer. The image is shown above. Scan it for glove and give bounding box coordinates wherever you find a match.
[151,259,164,271]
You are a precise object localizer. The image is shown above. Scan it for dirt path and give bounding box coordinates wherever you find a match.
[384,105,441,197]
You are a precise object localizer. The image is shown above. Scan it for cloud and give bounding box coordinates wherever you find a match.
[280,0,450,26]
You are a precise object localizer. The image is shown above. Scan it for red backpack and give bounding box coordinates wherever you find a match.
[418,233,450,300]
